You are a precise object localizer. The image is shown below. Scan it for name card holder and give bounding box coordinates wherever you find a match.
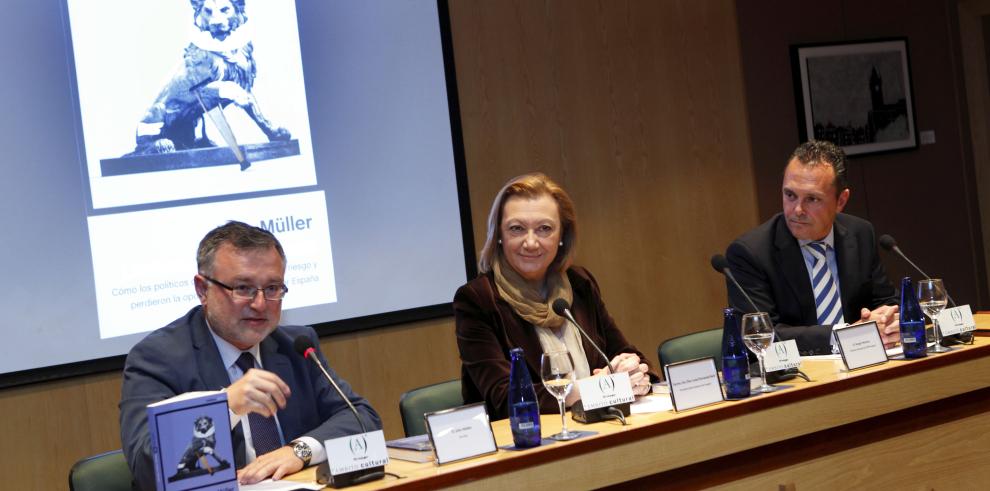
[834,321,888,371]
[663,357,724,412]
[575,371,635,410]
[319,430,388,488]
[763,339,802,372]
[937,305,976,336]
[425,403,498,465]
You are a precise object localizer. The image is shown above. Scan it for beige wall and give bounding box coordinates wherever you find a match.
[1,1,758,489]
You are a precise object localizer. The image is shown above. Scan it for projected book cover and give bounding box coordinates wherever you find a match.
[66,1,337,340]
[66,0,316,209]
[147,391,237,491]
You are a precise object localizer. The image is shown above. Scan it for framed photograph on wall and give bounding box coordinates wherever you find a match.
[791,38,917,156]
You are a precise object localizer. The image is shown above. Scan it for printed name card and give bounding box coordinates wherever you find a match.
[576,371,635,410]
[763,339,802,372]
[324,430,389,476]
[663,357,724,412]
[834,321,888,371]
[424,403,498,465]
[937,305,976,336]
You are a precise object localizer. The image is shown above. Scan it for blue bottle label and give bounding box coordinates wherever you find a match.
[900,320,927,358]
[722,354,750,399]
[510,400,541,447]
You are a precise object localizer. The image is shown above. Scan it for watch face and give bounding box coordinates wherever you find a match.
[294,442,312,461]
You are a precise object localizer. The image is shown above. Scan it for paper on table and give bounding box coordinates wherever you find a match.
[630,394,674,414]
[240,479,324,490]
[806,345,908,361]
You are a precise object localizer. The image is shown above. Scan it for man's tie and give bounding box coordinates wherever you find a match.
[234,352,284,456]
[807,242,843,326]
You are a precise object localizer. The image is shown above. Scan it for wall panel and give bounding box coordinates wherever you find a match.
[736,0,989,309]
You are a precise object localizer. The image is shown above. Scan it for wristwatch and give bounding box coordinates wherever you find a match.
[292,440,312,466]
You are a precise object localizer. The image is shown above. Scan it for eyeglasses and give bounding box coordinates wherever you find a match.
[201,274,288,301]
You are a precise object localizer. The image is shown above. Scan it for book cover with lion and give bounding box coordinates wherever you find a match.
[147,391,237,491]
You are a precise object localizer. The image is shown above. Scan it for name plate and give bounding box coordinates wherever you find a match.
[834,321,888,371]
[424,403,498,465]
[762,339,802,372]
[575,371,635,410]
[323,430,389,476]
[663,357,724,412]
[937,305,976,336]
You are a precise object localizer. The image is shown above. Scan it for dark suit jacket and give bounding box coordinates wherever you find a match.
[454,266,655,419]
[725,213,897,355]
[119,306,380,491]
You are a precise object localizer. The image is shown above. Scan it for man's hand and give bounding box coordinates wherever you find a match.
[226,368,292,417]
[237,446,303,484]
[859,305,901,348]
[593,353,651,396]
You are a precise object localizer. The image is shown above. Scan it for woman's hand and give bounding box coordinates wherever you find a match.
[594,353,651,395]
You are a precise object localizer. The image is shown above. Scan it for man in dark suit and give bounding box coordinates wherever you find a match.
[725,141,899,355]
[120,221,380,489]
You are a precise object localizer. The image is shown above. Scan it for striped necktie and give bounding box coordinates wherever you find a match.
[234,352,284,456]
[807,241,843,325]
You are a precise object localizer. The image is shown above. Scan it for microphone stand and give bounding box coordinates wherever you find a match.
[552,300,630,425]
[880,237,969,344]
[297,340,385,488]
[711,255,811,383]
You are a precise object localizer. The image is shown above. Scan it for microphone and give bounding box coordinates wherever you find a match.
[878,234,956,307]
[710,255,809,383]
[551,299,630,424]
[710,254,760,313]
[552,299,615,374]
[293,336,383,488]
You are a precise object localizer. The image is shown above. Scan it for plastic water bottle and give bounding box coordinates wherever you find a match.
[508,347,541,447]
[899,277,928,359]
[721,307,751,399]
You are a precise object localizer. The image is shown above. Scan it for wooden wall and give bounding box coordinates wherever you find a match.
[736,0,989,309]
[449,0,757,362]
[2,1,758,488]
[958,0,990,294]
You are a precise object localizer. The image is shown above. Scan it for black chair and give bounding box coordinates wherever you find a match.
[68,449,132,491]
[398,379,463,437]
[657,328,723,371]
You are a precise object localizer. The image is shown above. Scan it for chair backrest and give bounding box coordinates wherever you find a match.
[398,379,463,437]
[657,328,723,373]
[69,449,132,491]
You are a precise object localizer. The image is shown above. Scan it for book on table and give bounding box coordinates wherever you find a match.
[146,391,237,491]
[386,433,435,463]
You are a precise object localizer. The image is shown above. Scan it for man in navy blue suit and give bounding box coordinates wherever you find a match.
[726,141,899,355]
[120,221,380,489]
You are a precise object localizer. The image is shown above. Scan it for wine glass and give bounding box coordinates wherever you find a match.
[540,349,578,441]
[917,278,951,353]
[741,312,778,394]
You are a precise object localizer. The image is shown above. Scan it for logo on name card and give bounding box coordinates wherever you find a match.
[576,372,634,410]
[349,435,368,457]
[598,375,616,395]
[325,430,388,475]
[774,342,788,358]
[936,305,975,336]
[763,339,802,372]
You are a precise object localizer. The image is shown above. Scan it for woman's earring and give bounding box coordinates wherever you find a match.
[559,241,563,247]
[498,239,502,245]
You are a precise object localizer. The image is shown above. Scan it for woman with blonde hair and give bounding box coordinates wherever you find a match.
[455,172,654,419]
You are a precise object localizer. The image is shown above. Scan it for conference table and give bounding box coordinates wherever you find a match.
[288,318,990,489]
